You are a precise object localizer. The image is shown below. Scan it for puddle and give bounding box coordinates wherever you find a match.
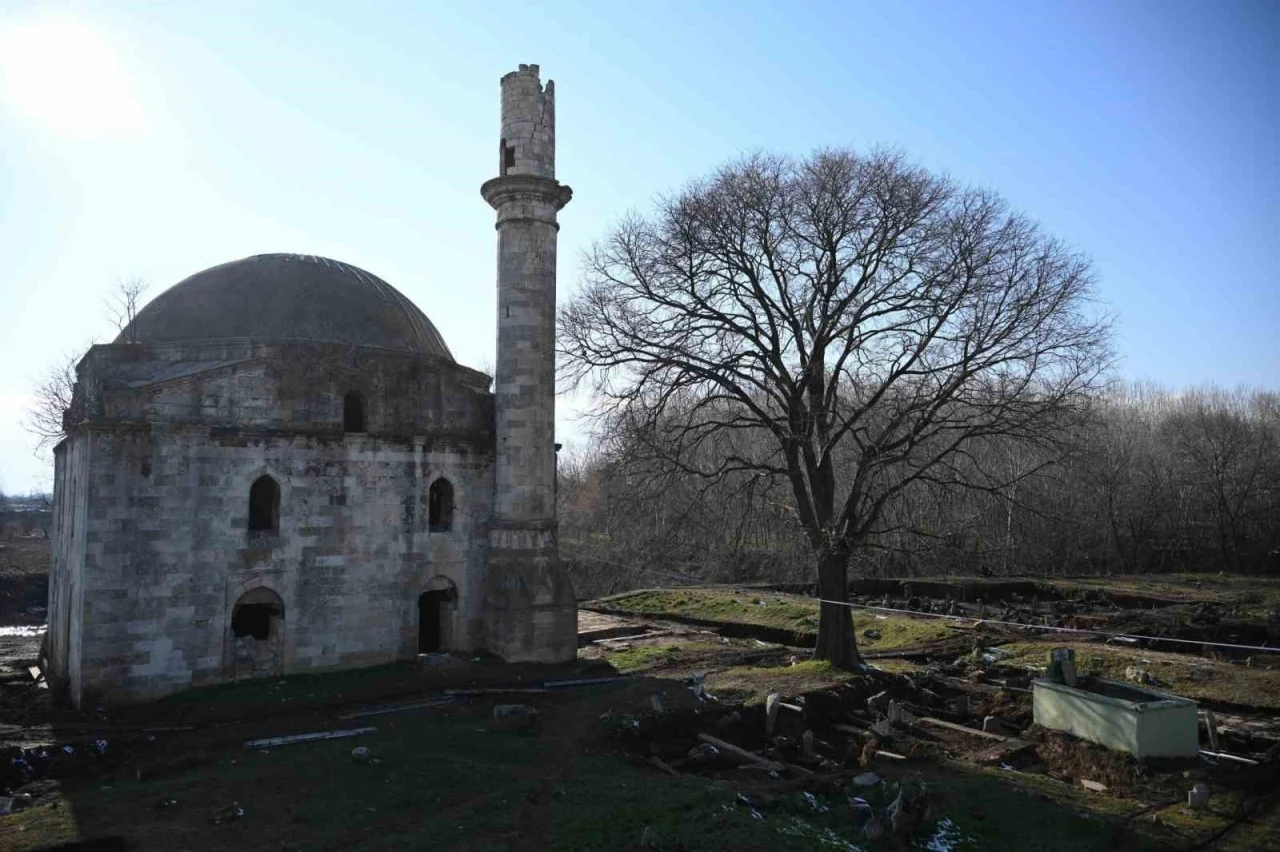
[0,625,47,638]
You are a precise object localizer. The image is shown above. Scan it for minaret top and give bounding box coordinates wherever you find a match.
[498,63,555,180]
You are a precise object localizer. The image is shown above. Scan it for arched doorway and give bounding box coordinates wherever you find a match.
[230,587,285,679]
[418,576,457,654]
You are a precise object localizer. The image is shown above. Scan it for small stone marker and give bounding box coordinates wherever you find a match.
[867,690,891,717]
[982,715,1014,736]
[801,730,815,760]
[1188,782,1210,808]
[765,692,781,736]
[1047,647,1075,684]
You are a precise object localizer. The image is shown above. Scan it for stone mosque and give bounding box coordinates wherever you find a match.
[45,64,575,705]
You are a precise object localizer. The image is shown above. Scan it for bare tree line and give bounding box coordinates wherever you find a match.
[559,382,1280,598]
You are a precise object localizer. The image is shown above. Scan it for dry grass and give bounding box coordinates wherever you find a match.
[999,641,1280,709]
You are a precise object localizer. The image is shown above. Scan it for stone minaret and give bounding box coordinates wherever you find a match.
[480,64,576,663]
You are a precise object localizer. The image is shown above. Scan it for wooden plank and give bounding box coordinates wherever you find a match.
[970,738,1034,766]
[648,756,681,777]
[696,733,784,771]
[916,716,1007,742]
[1200,749,1259,765]
[338,698,454,720]
[1202,710,1221,751]
[443,688,549,696]
[543,675,632,688]
[245,727,377,749]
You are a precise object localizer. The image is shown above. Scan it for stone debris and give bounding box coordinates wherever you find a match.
[852,771,882,787]
[885,780,930,835]
[1080,779,1107,793]
[863,629,882,640]
[713,711,741,733]
[351,746,371,763]
[1125,666,1155,685]
[490,704,539,733]
[862,816,885,841]
[982,715,1016,736]
[765,692,781,736]
[867,690,891,717]
[209,802,244,825]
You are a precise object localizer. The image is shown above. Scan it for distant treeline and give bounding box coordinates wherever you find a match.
[558,384,1279,599]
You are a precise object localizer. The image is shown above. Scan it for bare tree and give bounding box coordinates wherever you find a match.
[104,276,149,343]
[560,149,1113,668]
[22,349,84,454]
[24,277,150,453]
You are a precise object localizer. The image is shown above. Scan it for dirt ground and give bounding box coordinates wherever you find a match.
[0,539,49,627]
[5,554,1280,850]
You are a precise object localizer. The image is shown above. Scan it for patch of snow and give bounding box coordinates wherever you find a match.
[0,624,46,638]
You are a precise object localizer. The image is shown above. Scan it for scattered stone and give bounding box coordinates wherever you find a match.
[1188,782,1210,809]
[687,742,720,763]
[863,629,882,640]
[1080,779,1107,793]
[490,704,539,733]
[351,746,371,763]
[802,730,816,760]
[1125,666,1154,685]
[649,691,666,715]
[209,802,244,825]
[982,716,1016,736]
[886,779,929,835]
[852,771,882,787]
[970,739,1035,766]
[862,816,885,841]
[867,691,891,717]
[713,711,741,733]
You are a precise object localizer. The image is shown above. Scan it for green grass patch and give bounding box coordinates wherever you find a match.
[590,588,954,651]
[604,641,724,673]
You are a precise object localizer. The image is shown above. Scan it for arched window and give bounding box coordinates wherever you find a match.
[343,391,366,433]
[248,475,280,534]
[428,478,454,532]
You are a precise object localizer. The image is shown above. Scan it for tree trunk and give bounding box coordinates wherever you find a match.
[813,548,860,670]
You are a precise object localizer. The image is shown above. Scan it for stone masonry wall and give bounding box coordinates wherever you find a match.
[54,342,496,705]
[70,424,492,704]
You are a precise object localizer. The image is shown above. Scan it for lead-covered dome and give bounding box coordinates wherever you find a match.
[117,253,454,359]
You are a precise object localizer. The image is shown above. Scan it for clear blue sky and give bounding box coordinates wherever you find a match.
[1,0,1275,493]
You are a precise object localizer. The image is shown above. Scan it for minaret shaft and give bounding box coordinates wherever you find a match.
[481,64,575,663]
